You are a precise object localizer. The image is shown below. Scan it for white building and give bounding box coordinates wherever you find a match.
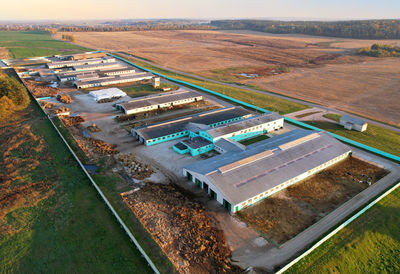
[183,130,352,213]
[75,72,153,89]
[198,113,284,143]
[72,62,121,72]
[340,115,368,132]
[47,56,116,69]
[117,90,203,115]
[88,88,127,101]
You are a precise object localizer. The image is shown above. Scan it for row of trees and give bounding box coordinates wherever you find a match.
[358,43,400,57]
[61,34,76,43]
[211,20,400,39]
[58,24,215,32]
[0,24,215,33]
[0,73,30,118]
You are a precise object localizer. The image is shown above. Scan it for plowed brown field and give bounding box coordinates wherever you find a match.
[62,30,400,126]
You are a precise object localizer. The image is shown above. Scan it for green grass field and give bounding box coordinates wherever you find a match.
[116,55,309,115]
[0,31,91,58]
[121,83,178,97]
[0,99,152,272]
[305,114,400,156]
[50,116,175,273]
[287,186,400,273]
[198,67,254,83]
[239,134,270,145]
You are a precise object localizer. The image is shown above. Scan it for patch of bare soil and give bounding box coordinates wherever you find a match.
[0,47,9,59]
[63,30,360,73]
[122,183,242,273]
[237,156,388,244]
[286,157,389,213]
[0,113,55,222]
[22,79,59,98]
[237,196,316,244]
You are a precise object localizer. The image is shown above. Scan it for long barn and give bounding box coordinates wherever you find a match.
[132,106,253,146]
[183,129,352,213]
[117,90,203,115]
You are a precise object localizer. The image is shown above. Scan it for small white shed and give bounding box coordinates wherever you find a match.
[340,115,368,132]
[89,88,127,101]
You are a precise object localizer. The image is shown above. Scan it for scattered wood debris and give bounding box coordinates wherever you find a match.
[22,79,58,97]
[54,106,70,116]
[90,139,118,155]
[60,116,85,127]
[87,123,101,132]
[57,94,71,104]
[118,153,153,179]
[40,101,57,109]
[122,183,241,273]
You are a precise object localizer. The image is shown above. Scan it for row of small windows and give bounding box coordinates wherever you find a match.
[209,117,242,128]
[147,131,188,143]
[239,153,349,209]
[307,153,347,174]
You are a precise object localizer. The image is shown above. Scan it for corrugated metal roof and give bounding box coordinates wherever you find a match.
[182,136,212,149]
[134,107,253,140]
[184,130,351,204]
[340,115,367,126]
[214,138,246,152]
[205,112,282,138]
[49,56,115,67]
[89,88,127,100]
[75,72,153,86]
[73,62,120,70]
[119,90,202,110]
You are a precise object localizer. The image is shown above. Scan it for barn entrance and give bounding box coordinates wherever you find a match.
[209,189,217,200]
[203,182,209,193]
[186,172,192,181]
[195,178,202,188]
[223,199,231,211]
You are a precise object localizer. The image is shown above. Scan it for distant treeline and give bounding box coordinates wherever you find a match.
[0,24,215,32]
[58,24,215,32]
[358,43,400,57]
[210,20,400,39]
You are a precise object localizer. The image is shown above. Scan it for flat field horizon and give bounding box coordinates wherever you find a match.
[57,30,400,127]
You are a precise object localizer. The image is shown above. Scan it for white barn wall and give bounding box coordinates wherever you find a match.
[123,95,203,115]
[209,118,284,142]
[184,150,351,213]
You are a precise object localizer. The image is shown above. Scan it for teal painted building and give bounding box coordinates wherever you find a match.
[132,106,253,146]
[132,106,284,157]
[172,112,283,156]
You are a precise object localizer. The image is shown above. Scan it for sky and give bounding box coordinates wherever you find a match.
[1,0,400,21]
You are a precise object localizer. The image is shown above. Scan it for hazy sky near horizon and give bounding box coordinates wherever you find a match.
[2,0,399,21]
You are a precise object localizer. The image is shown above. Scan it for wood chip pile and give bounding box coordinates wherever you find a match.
[57,94,71,104]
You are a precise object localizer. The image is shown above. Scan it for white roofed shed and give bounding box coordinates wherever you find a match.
[89,88,127,101]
